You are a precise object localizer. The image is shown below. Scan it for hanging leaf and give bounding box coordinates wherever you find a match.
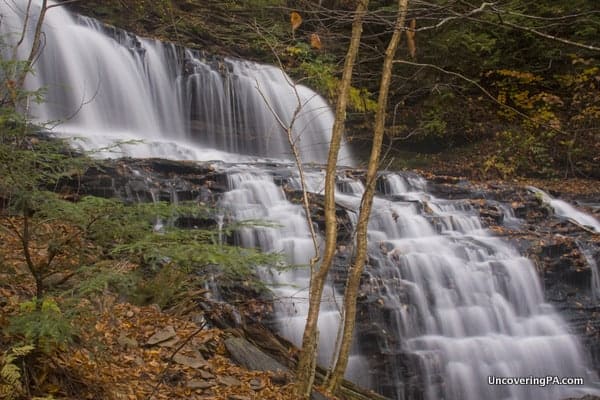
[407,19,416,58]
[290,12,303,32]
[310,33,322,50]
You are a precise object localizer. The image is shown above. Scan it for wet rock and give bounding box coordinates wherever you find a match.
[477,202,504,226]
[269,371,290,385]
[187,379,216,389]
[173,353,207,369]
[157,336,180,348]
[147,325,177,345]
[198,370,215,379]
[224,337,288,373]
[426,180,481,199]
[217,375,241,387]
[249,378,265,390]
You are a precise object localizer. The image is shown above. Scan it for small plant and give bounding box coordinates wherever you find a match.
[7,299,73,355]
[0,345,35,400]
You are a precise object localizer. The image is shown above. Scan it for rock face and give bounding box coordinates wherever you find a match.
[73,158,224,204]
[77,160,600,398]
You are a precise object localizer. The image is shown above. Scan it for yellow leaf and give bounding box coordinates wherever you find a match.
[290,12,302,32]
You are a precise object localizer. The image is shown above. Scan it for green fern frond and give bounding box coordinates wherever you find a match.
[0,345,34,400]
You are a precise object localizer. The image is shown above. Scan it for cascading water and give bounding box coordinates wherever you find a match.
[0,0,352,164]
[528,187,600,233]
[2,1,599,399]
[216,168,369,386]
[349,173,598,399]
[578,243,600,302]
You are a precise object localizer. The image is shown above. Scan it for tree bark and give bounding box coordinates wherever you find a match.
[293,1,370,398]
[325,0,409,393]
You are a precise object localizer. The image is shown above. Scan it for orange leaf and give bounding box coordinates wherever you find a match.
[407,19,416,58]
[310,33,322,50]
[290,12,302,32]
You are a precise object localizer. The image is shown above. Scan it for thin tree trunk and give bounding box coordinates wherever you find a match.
[325,0,409,393]
[15,0,48,92]
[294,1,369,398]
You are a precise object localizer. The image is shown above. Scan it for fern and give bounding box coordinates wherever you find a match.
[8,299,73,355]
[0,345,34,400]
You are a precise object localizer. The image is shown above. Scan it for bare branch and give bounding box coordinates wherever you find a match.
[393,59,532,121]
[393,59,581,146]
[415,1,495,32]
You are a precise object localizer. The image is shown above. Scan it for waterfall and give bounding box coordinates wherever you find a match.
[528,187,600,233]
[578,243,600,302]
[217,167,370,386]
[2,1,599,399]
[352,174,598,399]
[0,0,352,164]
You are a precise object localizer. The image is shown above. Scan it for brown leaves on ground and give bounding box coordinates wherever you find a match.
[0,217,302,400]
[61,303,299,400]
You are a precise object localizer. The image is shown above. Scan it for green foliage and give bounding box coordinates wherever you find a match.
[112,226,279,281]
[7,299,73,355]
[0,345,35,400]
[285,42,377,113]
[73,263,138,299]
[419,109,447,139]
[130,263,188,308]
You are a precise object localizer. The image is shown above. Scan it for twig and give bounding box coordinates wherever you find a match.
[566,218,599,236]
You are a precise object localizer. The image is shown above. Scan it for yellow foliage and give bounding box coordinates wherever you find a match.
[0,345,34,400]
[495,69,542,83]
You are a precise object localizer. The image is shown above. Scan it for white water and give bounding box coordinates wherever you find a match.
[1,1,598,398]
[345,174,597,399]
[529,187,600,233]
[0,0,352,165]
[579,244,600,302]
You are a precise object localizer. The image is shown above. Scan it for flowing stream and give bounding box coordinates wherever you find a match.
[1,1,598,399]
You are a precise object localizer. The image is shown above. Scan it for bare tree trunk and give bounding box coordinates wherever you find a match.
[325,0,409,393]
[294,1,370,398]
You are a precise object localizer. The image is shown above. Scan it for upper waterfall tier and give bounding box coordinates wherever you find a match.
[0,0,353,165]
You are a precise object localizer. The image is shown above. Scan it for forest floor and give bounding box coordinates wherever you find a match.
[0,219,323,400]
